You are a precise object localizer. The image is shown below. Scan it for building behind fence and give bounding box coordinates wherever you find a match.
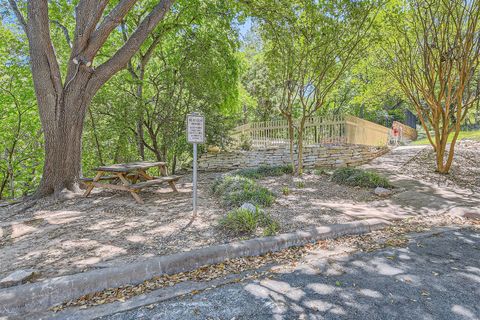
[231,115,391,149]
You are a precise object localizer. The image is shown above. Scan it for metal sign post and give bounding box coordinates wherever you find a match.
[187,113,205,216]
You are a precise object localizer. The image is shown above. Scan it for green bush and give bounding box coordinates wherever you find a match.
[235,164,293,179]
[331,167,360,183]
[331,167,392,188]
[296,181,305,188]
[239,133,252,151]
[212,175,275,207]
[219,208,258,234]
[282,186,290,195]
[219,207,280,236]
[262,219,280,236]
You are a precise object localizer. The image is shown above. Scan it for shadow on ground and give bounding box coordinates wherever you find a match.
[102,228,480,320]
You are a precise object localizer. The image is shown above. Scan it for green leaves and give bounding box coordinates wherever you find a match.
[0,22,42,199]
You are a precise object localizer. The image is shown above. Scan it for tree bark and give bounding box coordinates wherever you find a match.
[297,119,305,175]
[286,115,296,173]
[36,90,91,196]
[136,68,146,160]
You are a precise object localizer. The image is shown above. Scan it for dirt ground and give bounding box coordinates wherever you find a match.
[0,170,383,282]
[1,140,478,283]
[401,140,480,193]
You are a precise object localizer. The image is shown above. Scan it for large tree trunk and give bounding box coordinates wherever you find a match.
[36,91,91,197]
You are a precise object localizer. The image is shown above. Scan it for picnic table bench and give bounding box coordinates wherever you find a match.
[82,161,180,204]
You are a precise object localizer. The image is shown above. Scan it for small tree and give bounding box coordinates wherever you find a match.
[386,0,480,173]
[250,0,379,174]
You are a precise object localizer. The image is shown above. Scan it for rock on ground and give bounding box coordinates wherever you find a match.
[240,202,258,213]
[374,187,393,197]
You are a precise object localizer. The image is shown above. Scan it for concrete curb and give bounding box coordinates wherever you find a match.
[0,218,389,317]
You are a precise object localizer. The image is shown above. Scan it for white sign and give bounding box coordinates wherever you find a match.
[187,113,205,144]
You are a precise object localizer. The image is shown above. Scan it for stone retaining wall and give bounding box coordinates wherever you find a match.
[199,144,389,171]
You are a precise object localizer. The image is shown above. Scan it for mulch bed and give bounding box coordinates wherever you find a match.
[0,171,381,282]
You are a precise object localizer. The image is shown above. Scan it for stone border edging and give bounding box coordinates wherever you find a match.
[0,218,389,317]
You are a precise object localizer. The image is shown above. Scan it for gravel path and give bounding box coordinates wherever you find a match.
[362,141,480,194]
[0,171,379,281]
[2,141,478,282]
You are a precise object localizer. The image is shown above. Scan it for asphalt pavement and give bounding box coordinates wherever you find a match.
[101,227,480,320]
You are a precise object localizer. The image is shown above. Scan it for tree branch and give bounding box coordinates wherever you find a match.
[72,0,110,54]
[121,20,139,79]
[26,0,63,112]
[51,20,72,48]
[7,0,27,35]
[91,0,175,90]
[84,0,139,59]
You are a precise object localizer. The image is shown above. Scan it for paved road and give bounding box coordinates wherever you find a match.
[102,228,480,320]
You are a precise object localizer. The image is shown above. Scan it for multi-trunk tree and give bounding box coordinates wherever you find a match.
[8,0,175,197]
[249,0,379,174]
[386,0,480,173]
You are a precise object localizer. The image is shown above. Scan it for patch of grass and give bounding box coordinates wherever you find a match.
[296,181,305,188]
[235,164,293,179]
[212,175,275,207]
[219,208,258,234]
[282,186,290,195]
[331,167,392,189]
[263,219,280,236]
[219,207,280,236]
[314,168,327,175]
[412,130,480,145]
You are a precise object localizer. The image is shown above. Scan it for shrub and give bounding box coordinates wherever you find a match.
[314,168,327,175]
[296,181,305,188]
[331,167,392,188]
[239,133,252,151]
[219,208,258,234]
[263,219,280,236]
[219,207,280,236]
[282,186,290,195]
[235,164,293,179]
[331,167,359,183]
[212,175,275,207]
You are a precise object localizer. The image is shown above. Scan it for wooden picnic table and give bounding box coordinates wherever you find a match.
[82,161,180,204]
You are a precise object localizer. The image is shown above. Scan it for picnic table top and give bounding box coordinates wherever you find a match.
[94,161,166,173]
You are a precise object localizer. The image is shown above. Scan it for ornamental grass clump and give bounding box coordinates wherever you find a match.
[331,167,392,189]
[212,175,275,207]
[235,164,293,179]
[219,207,280,236]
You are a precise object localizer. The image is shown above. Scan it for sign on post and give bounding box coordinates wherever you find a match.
[187,113,205,216]
[187,114,205,144]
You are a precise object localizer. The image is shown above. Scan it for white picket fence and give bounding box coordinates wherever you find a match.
[232,115,390,148]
